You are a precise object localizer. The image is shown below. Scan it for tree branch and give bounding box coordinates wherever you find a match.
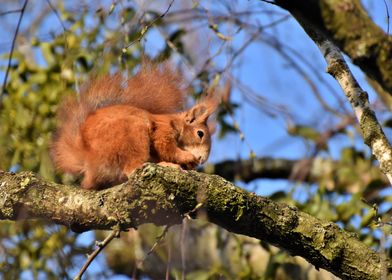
[203,156,388,199]
[273,0,392,97]
[74,227,120,280]
[0,165,388,280]
[269,0,392,183]
[203,157,298,183]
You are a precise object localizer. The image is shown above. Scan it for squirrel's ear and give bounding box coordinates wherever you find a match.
[185,93,221,124]
[185,104,208,124]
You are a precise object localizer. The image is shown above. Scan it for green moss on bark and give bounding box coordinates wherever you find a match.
[0,165,389,279]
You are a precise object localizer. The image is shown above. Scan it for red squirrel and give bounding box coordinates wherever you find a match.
[51,64,219,190]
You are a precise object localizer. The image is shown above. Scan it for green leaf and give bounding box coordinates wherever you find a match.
[109,3,116,15]
[40,43,56,67]
[287,125,320,141]
[186,270,215,280]
[360,208,377,228]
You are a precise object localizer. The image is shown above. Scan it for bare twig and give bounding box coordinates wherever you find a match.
[380,228,388,280]
[45,0,67,33]
[382,0,390,35]
[44,0,69,89]
[165,244,171,280]
[259,0,279,6]
[180,218,188,280]
[122,0,175,50]
[146,225,169,257]
[229,74,292,119]
[260,35,343,116]
[134,225,170,273]
[166,8,287,21]
[0,9,22,16]
[183,202,204,220]
[74,227,121,280]
[1,0,28,101]
[278,38,346,111]
[222,28,261,71]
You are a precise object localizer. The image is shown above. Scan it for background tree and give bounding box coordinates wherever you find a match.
[0,0,391,279]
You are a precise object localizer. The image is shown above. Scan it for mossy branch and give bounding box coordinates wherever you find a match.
[0,164,389,280]
[203,156,388,194]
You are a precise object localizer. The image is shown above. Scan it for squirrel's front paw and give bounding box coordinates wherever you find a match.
[179,152,201,170]
[182,161,198,170]
[178,151,197,164]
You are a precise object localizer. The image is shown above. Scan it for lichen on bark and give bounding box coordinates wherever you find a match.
[0,164,388,279]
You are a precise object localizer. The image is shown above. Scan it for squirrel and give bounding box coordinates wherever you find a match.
[50,64,219,190]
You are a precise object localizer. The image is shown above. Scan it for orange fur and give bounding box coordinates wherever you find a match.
[51,64,219,190]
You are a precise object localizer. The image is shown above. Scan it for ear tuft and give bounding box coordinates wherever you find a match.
[184,87,222,124]
[185,104,209,124]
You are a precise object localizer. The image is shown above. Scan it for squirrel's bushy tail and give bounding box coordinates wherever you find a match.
[51,64,186,174]
[124,63,186,113]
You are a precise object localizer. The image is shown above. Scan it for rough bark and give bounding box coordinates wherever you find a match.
[0,165,390,280]
[273,0,392,97]
[203,157,387,192]
[203,157,300,183]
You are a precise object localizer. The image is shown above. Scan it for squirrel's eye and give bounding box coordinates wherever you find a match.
[197,130,204,139]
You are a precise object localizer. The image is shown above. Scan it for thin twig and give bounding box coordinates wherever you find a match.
[222,28,261,72]
[183,202,204,220]
[165,244,171,280]
[259,0,279,7]
[180,218,188,280]
[143,226,169,258]
[134,225,170,274]
[122,0,175,50]
[0,9,22,16]
[382,0,390,35]
[146,225,169,256]
[45,0,69,90]
[1,0,28,101]
[45,0,67,33]
[260,35,342,116]
[74,228,121,280]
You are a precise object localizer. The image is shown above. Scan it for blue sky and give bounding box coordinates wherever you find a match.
[1,1,391,278]
[0,0,390,195]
